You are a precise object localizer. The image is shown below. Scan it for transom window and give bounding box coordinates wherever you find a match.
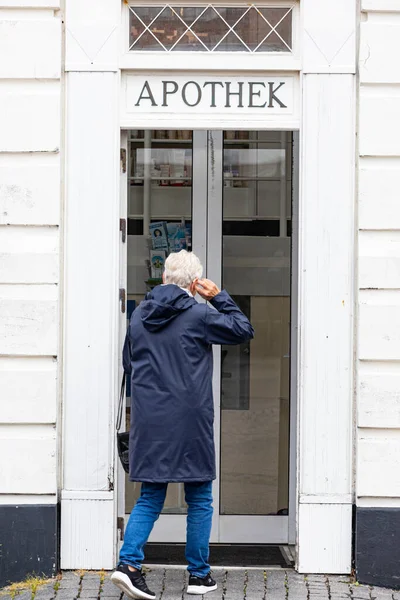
[129,5,293,52]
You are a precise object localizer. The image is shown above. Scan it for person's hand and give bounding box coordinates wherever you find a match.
[195,278,221,300]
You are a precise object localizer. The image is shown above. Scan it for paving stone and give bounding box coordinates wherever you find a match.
[286,571,308,600]
[264,571,286,600]
[371,592,395,600]
[60,574,81,583]
[329,577,352,586]
[334,577,353,585]
[328,579,352,599]
[160,569,186,600]
[17,591,33,600]
[224,569,246,600]
[56,590,79,600]
[35,584,55,594]
[99,582,120,597]
[79,591,99,598]
[34,593,55,600]
[331,590,352,600]
[350,584,372,600]
[308,580,328,587]
[306,575,329,598]
[245,570,265,599]
[34,584,56,600]
[211,569,227,593]
[58,580,80,591]
[81,578,101,591]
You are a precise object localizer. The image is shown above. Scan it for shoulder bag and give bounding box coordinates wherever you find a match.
[116,372,130,473]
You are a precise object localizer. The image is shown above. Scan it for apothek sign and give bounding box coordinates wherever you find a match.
[125,75,294,115]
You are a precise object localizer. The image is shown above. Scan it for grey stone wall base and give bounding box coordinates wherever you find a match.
[0,504,58,588]
[356,507,400,590]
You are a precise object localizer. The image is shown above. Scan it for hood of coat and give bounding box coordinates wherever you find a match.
[141,284,196,332]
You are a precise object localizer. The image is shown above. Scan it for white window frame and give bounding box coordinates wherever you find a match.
[120,0,300,71]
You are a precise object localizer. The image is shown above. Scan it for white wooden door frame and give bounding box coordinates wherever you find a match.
[61,0,355,573]
[117,131,129,549]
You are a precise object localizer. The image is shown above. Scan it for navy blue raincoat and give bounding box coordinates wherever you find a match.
[123,284,254,483]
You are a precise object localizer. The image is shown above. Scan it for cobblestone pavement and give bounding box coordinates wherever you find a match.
[1,569,400,600]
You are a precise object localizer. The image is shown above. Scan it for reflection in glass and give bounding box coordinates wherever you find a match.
[220,131,292,516]
[129,5,293,52]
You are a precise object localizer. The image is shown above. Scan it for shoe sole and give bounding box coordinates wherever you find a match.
[187,584,218,595]
[110,571,156,600]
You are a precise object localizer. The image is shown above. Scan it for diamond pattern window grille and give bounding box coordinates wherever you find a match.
[129,5,293,52]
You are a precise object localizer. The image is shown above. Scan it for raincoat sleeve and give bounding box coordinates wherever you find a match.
[204,289,254,345]
[122,328,132,374]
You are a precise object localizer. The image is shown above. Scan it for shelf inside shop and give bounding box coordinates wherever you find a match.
[129,177,283,182]
[129,138,193,144]
[129,139,271,145]
[128,214,192,220]
[128,214,291,221]
[223,177,283,182]
[223,139,274,144]
[129,177,192,181]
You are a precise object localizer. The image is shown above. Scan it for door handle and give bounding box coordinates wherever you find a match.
[120,148,127,173]
[119,288,126,314]
[120,218,127,243]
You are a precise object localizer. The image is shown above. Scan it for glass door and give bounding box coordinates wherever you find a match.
[124,129,196,542]
[123,129,294,544]
[211,131,293,543]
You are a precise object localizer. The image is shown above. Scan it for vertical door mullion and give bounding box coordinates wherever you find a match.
[289,130,300,545]
[192,131,208,270]
[207,131,223,543]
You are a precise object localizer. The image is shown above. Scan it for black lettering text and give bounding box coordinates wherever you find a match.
[268,82,286,108]
[203,81,224,108]
[135,81,157,106]
[248,82,267,108]
[162,80,179,107]
[182,81,202,107]
[225,82,244,108]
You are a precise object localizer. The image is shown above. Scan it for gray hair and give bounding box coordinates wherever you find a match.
[164,250,203,289]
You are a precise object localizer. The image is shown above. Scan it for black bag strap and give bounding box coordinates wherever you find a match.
[116,372,126,432]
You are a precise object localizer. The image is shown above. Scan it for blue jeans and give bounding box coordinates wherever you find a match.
[119,481,213,578]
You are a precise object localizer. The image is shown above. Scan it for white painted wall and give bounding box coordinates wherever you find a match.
[358,0,400,508]
[60,0,121,570]
[0,4,61,506]
[296,0,356,574]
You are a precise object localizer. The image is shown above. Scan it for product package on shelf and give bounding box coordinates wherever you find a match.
[166,222,185,252]
[160,163,169,186]
[149,221,169,251]
[184,151,192,182]
[166,220,192,253]
[133,148,144,185]
[185,222,192,251]
[170,149,186,186]
[150,250,166,278]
